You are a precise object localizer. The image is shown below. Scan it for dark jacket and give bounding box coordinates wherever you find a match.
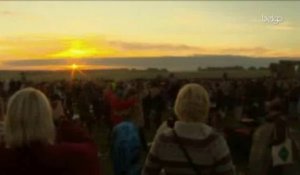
[0,121,101,175]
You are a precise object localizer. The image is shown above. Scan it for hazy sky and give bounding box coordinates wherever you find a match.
[0,1,299,70]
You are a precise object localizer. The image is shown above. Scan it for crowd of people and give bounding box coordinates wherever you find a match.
[0,74,300,175]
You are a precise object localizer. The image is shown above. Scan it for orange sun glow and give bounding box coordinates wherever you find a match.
[71,63,78,70]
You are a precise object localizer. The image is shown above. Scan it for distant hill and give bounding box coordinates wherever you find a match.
[87,55,283,70]
[3,55,295,71]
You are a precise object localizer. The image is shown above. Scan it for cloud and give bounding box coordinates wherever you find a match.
[3,59,67,67]
[220,47,271,55]
[0,37,67,60]
[0,36,207,60]
[0,10,42,21]
[0,10,16,16]
[108,41,203,51]
[0,35,299,62]
[268,23,296,31]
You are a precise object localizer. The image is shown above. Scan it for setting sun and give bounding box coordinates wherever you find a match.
[71,64,79,70]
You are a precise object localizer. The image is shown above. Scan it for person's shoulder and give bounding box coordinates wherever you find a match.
[42,143,101,175]
[114,121,135,130]
[0,121,4,128]
[155,122,221,149]
[119,121,134,126]
[146,122,172,146]
[0,146,12,159]
[255,122,275,135]
[209,129,227,145]
[156,121,173,136]
[289,127,300,143]
[0,147,21,170]
[49,142,98,161]
[43,143,99,169]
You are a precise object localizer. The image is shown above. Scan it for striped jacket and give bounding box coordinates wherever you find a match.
[142,121,235,175]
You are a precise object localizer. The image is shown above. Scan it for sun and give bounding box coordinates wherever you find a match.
[69,63,83,79]
[71,63,78,70]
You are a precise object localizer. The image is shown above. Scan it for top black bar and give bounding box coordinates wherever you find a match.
[0,0,299,1]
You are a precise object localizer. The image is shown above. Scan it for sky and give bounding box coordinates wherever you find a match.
[0,1,299,70]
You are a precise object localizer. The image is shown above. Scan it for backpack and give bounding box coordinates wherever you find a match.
[271,124,299,167]
[271,129,294,166]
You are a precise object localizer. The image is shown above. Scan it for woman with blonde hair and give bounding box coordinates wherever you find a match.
[143,83,234,175]
[0,88,101,175]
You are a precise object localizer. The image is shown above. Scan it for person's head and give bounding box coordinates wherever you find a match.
[5,88,55,148]
[265,97,285,121]
[174,83,210,122]
[122,89,139,120]
[124,87,138,99]
[123,103,140,122]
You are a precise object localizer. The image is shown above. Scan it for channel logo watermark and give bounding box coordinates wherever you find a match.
[261,15,284,25]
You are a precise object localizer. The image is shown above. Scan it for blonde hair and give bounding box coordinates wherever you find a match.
[5,88,55,148]
[174,83,210,122]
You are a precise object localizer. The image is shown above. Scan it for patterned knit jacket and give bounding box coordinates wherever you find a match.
[143,121,235,175]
